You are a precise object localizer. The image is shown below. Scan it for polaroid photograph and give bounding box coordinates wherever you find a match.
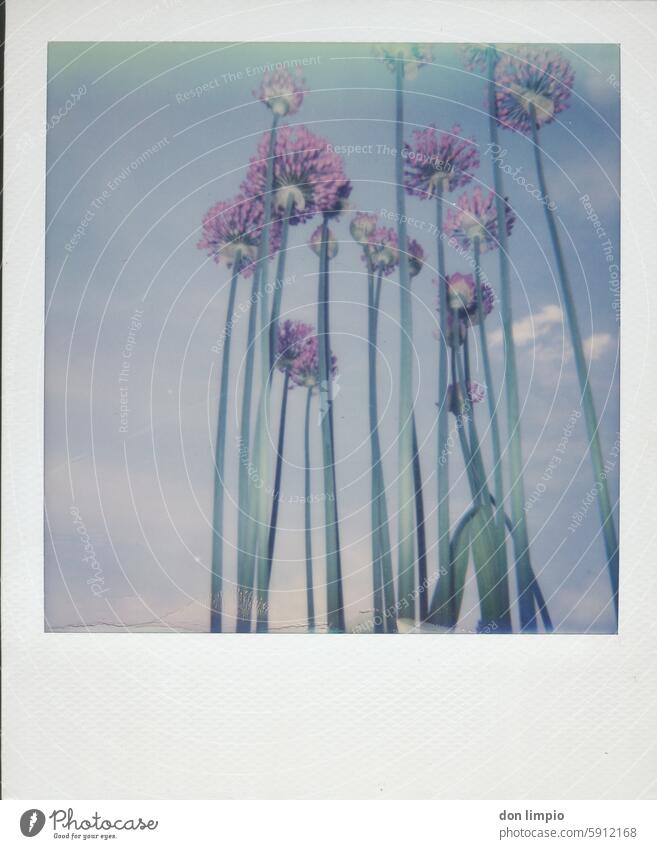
[2,0,657,823]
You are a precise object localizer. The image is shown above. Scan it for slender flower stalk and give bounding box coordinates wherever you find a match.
[472,239,509,586]
[368,266,385,633]
[528,105,618,616]
[485,47,537,631]
[303,387,316,630]
[435,188,451,608]
[394,55,416,625]
[317,216,345,631]
[259,320,315,632]
[402,121,479,615]
[257,367,290,633]
[353,214,399,631]
[240,113,280,632]
[268,194,294,365]
[291,333,337,631]
[208,250,241,633]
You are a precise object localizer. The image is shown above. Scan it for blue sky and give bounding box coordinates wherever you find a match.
[44,42,620,633]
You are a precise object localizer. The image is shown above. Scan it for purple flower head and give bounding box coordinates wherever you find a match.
[444,187,515,253]
[197,194,282,278]
[447,381,486,415]
[408,238,425,278]
[372,43,434,80]
[254,67,305,117]
[309,225,339,259]
[276,319,314,371]
[445,272,476,313]
[495,47,575,134]
[364,226,399,277]
[403,125,480,198]
[241,126,351,225]
[350,212,378,245]
[289,335,338,390]
[461,43,499,73]
[436,274,495,343]
[467,280,496,326]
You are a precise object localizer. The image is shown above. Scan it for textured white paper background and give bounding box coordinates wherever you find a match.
[3,0,657,799]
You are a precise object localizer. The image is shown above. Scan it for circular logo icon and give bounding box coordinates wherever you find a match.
[20,810,46,837]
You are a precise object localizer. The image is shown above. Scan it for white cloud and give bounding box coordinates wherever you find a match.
[583,333,613,362]
[489,304,564,348]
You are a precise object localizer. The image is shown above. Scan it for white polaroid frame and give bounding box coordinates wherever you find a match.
[3,0,656,799]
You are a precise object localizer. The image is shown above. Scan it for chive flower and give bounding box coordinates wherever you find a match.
[403,125,480,198]
[197,194,281,277]
[372,43,434,80]
[495,47,575,134]
[408,238,425,278]
[242,126,351,224]
[276,319,314,371]
[309,224,339,259]
[362,226,399,276]
[444,187,515,253]
[350,212,378,245]
[289,334,337,389]
[254,68,305,117]
[461,43,500,73]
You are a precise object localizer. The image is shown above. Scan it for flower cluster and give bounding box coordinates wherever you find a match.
[438,273,496,346]
[275,321,338,388]
[495,47,575,133]
[254,68,305,117]
[407,238,425,278]
[404,125,480,198]
[197,194,282,277]
[290,335,338,389]
[276,320,313,371]
[363,226,399,276]
[242,125,352,224]
[444,187,515,252]
[350,212,378,245]
[461,43,499,74]
[372,43,434,80]
[309,225,339,259]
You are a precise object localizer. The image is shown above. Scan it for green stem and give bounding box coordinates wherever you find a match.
[304,387,316,631]
[367,266,384,633]
[486,50,537,632]
[318,215,345,631]
[235,114,280,632]
[450,326,478,499]
[252,114,282,632]
[395,55,416,624]
[412,413,428,621]
[473,237,506,542]
[256,369,290,632]
[235,271,262,632]
[435,189,451,612]
[462,329,490,505]
[372,272,397,633]
[269,195,293,366]
[210,253,241,633]
[529,107,618,619]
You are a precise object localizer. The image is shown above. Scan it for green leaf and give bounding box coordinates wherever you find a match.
[427,508,473,628]
[470,503,512,632]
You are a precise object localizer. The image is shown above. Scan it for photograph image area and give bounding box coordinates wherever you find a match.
[44,42,619,634]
